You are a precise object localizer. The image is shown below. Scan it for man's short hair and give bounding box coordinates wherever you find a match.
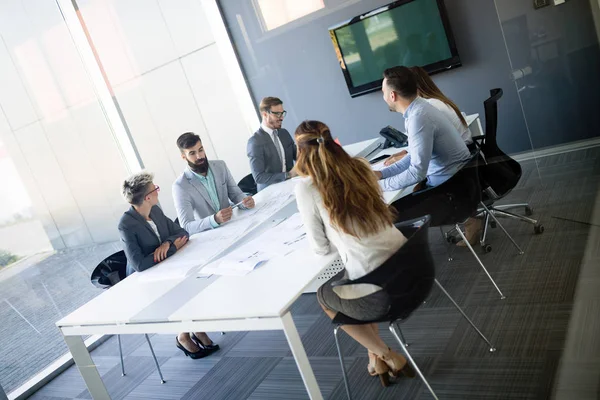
[177,132,201,151]
[122,171,154,205]
[383,66,418,99]
[259,97,283,113]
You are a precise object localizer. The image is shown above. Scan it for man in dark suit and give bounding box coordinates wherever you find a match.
[247,97,297,191]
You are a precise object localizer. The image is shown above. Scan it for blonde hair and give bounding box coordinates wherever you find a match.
[294,120,395,237]
[122,171,154,205]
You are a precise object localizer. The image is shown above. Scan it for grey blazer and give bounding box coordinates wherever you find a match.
[172,159,246,235]
[247,127,297,192]
[118,205,188,275]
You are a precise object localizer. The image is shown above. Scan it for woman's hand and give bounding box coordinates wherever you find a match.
[383,150,408,166]
[153,242,171,263]
[173,236,188,250]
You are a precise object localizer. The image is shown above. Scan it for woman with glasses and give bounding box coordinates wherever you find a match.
[294,121,417,387]
[118,171,218,359]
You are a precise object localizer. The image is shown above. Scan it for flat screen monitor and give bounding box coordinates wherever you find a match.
[329,0,461,97]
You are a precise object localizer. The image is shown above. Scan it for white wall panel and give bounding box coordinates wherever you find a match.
[22,0,96,109]
[108,0,177,75]
[182,46,251,182]
[41,102,125,243]
[76,0,138,87]
[157,0,215,57]
[114,78,179,219]
[14,122,93,247]
[140,62,216,168]
[70,100,130,239]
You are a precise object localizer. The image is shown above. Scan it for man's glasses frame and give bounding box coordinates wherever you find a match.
[268,110,287,118]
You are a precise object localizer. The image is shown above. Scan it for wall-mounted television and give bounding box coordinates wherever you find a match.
[329,0,461,98]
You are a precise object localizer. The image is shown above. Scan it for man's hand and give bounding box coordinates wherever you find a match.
[242,196,255,209]
[173,236,188,250]
[383,150,408,166]
[288,168,298,179]
[153,242,171,263]
[374,170,383,180]
[215,206,233,224]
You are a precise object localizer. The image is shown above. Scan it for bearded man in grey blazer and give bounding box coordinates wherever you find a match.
[247,97,297,191]
[173,132,255,234]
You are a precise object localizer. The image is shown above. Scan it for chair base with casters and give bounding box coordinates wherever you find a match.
[92,251,166,384]
[444,201,544,255]
[328,216,497,400]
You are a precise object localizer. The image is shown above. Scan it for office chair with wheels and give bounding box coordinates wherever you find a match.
[469,88,544,253]
[330,216,496,400]
[91,251,166,384]
[394,153,506,298]
[237,173,257,196]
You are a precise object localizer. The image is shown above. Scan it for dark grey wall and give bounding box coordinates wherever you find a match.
[221,0,532,153]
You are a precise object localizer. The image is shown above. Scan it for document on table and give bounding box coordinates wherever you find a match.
[137,181,299,281]
[198,213,308,276]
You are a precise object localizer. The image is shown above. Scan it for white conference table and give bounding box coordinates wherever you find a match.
[56,114,481,399]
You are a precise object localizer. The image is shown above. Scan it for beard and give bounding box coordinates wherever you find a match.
[188,157,209,174]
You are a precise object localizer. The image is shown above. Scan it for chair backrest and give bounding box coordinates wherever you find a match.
[91,250,127,289]
[478,88,522,200]
[404,153,482,227]
[238,174,257,196]
[332,216,436,323]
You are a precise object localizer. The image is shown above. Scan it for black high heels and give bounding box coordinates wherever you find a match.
[175,336,209,359]
[191,332,220,353]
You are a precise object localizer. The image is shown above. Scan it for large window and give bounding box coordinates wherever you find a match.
[255,0,325,31]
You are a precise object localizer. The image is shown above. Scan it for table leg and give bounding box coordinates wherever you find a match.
[281,312,323,400]
[64,334,110,400]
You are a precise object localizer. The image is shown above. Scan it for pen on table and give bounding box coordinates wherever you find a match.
[231,200,244,209]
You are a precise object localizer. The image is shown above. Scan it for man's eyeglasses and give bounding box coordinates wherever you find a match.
[145,185,160,197]
[268,110,287,118]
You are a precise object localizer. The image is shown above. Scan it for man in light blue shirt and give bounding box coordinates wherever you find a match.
[375,66,470,191]
[173,132,255,234]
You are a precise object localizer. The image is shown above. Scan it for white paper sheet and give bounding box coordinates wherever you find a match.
[197,213,308,277]
[137,180,298,281]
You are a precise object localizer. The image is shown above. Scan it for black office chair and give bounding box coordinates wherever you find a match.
[238,174,257,196]
[394,153,506,299]
[91,251,166,383]
[473,88,544,252]
[331,216,496,400]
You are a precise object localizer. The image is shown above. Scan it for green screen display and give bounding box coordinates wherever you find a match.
[334,0,453,87]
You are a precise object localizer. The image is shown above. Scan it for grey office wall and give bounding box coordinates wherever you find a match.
[220,0,533,153]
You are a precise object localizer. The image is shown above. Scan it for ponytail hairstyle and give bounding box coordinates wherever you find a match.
[410,66,467,128]
[294,120,395,237]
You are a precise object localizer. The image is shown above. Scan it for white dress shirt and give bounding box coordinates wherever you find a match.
[146,219,161,241]
[425,98,472,144]
[261,123,286,173]
[295,177,407,299]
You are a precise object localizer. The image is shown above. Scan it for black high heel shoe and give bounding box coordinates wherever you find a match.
[191,333,220,353]
[175,336,209,359]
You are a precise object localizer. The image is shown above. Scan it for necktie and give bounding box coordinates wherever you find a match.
[273,130,284,168]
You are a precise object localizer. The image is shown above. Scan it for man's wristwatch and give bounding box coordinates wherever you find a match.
[285,172,290,180]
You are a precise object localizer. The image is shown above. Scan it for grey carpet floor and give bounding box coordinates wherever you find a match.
[28,147,600,399]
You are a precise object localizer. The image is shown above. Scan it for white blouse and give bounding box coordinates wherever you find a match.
[295,177,407,299]
[425,98,472,144]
